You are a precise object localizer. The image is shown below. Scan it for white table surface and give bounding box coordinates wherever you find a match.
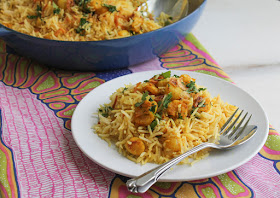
[192,0,280,132]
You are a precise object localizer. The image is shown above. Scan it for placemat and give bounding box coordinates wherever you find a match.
[0,34,279,198]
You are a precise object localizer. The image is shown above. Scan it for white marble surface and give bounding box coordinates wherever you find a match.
[192,0,280,131]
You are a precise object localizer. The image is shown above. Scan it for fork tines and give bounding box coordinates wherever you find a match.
[221,108,252,141]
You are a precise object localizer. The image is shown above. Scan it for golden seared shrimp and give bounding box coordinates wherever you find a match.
[166,100,188,119]
[165,78,183,100]
[134,100,156,126]
[163,137,182,152]
[88,0,108,14]
[125,137,145,156]
[180,74,195,84]
[57,0,67,9]
[116,0,134,17]
[142,82,159,95]
[157,78,169,87]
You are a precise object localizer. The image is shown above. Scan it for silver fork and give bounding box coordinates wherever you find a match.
[126,108,257,193]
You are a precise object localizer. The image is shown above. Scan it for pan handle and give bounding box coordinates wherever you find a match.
[0,25,13,36]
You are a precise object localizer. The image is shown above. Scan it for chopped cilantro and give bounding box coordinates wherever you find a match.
[161,71,171,79]
[150,120,157,130]
[155,113,161,120]
[53,8,60,14]
[178,113,183,119]
[190,100,206,117]
[198,88,207,92]
[122,87,128,93]
[103,4,117,12]
[144,80,149,82]
[53,2,60,14]
[198,101,206,107]
[99,105,113,117]
[186,81,207,94]
[135,91,149,107]
[173,74,180,78]
[186,81,198,93]
[162,93,172,109]
[149,105,157,113]
[158,93,172,112]
[186,80,196,88]
[75,18,89,35]
[80,18,88,26]
[74,0,93,14]
[27,5,42,19]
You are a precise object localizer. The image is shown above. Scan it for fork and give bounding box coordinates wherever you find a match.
[126,108,257,193]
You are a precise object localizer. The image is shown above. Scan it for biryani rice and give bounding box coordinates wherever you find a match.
[0,0,170,41]
[94,72,237,165]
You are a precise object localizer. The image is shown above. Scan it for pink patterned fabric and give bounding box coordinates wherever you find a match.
[0,35,279,198]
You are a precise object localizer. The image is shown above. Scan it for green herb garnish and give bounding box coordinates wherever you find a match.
[27,5,42,19]
[173,74,180,78]
[53,8,60,14]
[135,91,149,107]
[149,105,157,113]
[190,100,206,118]
[158,93,172,112]
[75,18,89,35]
[122,87,128,93]
[186,81,197,93]
[150,120,157,130]
[186,81,207,94]
[53,2,60,14]
[103,4,117,12]
[99,105,113,117]
[161,71,171,79]
[155,113,161,120]
[198,88,207,92]
[75,0,93,14]
[178,113,183,119]
[162,93,172,109]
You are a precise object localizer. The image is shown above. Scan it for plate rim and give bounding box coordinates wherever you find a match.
[71,70,269,181]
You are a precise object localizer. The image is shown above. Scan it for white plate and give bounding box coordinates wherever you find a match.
[71,70,269,181]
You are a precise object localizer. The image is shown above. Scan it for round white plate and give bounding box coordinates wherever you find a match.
[71,70,269,181]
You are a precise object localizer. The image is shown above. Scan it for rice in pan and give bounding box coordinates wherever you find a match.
[94,71,237,165]
[0,0,168,41]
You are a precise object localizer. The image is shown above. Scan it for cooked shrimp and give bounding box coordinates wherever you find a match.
[142,82,159,95]
[165,78,183,100]
[163,137,182,152]
[134,100,155,126]
[88,0,108,14]
[125,137,145,156]
[180,74,195,84]
[166,100,188,119]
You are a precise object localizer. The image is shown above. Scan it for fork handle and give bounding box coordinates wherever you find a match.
[126,143,213,193]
